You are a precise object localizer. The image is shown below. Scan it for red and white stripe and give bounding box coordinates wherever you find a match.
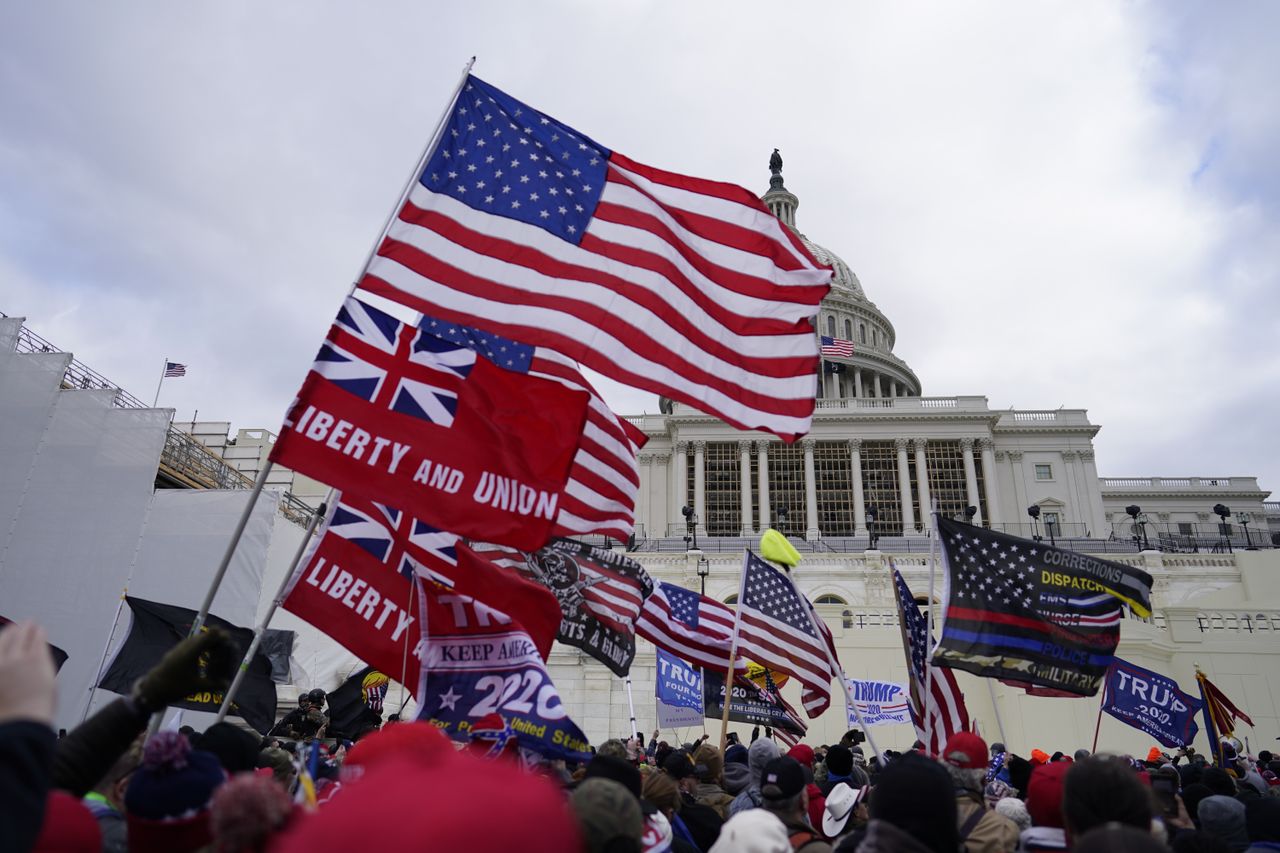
[359,154,831,441]
[528,347,645,540]
[636,585,747,674]
[735,600,839,718]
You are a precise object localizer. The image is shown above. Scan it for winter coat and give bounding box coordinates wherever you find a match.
[854,819,936,853]
[694,781,734,820]
[729,739,780,816]
[956,791,1019,853]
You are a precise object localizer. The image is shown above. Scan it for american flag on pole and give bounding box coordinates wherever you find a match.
[819,336,854,358]
[164,362,187,377]
[892,568,971,756]
[637,581,747,674]
[736,551,841,718]
[357,75,831,441]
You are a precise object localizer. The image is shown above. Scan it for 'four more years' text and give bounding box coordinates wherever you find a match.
[284,404,559,520]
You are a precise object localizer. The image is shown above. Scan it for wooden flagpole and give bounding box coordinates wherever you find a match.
[1091,691,1105,754]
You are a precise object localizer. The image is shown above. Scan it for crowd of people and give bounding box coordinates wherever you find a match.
[3,619,1279,853]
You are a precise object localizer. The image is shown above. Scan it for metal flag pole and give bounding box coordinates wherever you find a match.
[216,497,329,722]
[151,357,168,407]
[924,500,940,751]
[348,56,476,295]
[81,587,130,723]
[1091,689,1106,754]
[986,679,1009,752]
[718,553,750,752]
[624,676,640,740]
[785,566,884,761]
[191,463,276,637]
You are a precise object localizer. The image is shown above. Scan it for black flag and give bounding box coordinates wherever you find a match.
[99,597,277,733]
[703,669,807,742]
[325,666,389,740]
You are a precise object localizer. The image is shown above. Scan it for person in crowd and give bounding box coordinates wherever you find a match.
[644,766,699,852]
[31,790,102,851]
[598,738,630,762]
[574,777,644,853]
[1073,749,1091,762]
[81,740,141,853]
[1199,795,1250,851]
[788,743,828,836]
[209,771,296,853]
[995,798,1031,832]
[586,753,644,801]
[692,742,735,819]
[1062,755,1155,841]
[1021,760,1070,852]
[820,745,856,796]
[663,749,724,850]
[256,745,296,792]
[1182,783,1216,828]
[709,809,792,853]
[758,755,831,852]
[124,730,226,852]
[0,621,60,852]
[841,752,959,853]
[724,746,752,798]
[939,732,1019,853]
[1171,832,1233,853]
[1246,798,1280,851]
[194,721,261,775]
[821,783,867,843]
[730,737,780,816]
[268,693,312,739]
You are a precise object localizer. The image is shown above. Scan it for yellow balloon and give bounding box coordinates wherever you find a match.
[759,528,801,567]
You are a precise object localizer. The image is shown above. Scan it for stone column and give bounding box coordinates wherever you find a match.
[673,441,688,537]
[1078,450,1106,537]
[1060,450,1081,536]
[693,440,707,536]
[854,367,864,399]
[738,440,753,536]
[874,373,884,398]
[895,437,915,535]
[850,438,867,536]
[979,438,1001,528]
[756,441,771,531]
[802,438,819,540]
[913,438,932,534]
[960,438,982,526]
[637,454,653,536]
[889,380,898,398]
[1007,450,1026,534]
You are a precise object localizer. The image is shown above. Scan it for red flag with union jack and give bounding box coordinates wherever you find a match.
[270,296,589,552]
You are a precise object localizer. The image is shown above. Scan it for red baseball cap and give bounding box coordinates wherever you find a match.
[941,732,989,770]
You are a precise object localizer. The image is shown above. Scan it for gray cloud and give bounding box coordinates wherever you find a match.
[2,1,1276,493]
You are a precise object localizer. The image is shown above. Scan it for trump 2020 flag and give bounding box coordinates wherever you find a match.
[655,649,704,728]
[416,585,591,762]
[933,516,1152,696]
[1101,659,1201,748]
[356,75,831,441]
[271,296,589,552]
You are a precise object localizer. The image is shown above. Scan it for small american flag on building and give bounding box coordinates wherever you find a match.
[819,336,854,358]
[164,362,187,377]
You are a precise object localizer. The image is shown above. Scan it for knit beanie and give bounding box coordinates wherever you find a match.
[1198,795,1249,851]
[724,762,752,795]
[709,809,791,853]
[1026,761,1070,828]
[725,742,749,766]
[32,791,101,852]
[583,754,643,800]
[210,772,295,853]
[125,731,226,853]
[825,745,853,777]
[194,722,261,774]
[572,778,644,853]
[694,742,725,783]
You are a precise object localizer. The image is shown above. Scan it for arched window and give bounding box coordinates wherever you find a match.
[844,319,853,340]
[873,330,879,347]
[827,315,836,337]
[859,323,867,344]
[724,594,738,605]
[814,594,847,605]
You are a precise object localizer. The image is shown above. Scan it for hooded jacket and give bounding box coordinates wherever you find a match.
[729,739,780,816]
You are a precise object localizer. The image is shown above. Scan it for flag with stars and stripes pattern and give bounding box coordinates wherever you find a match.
[356,75,831,441]
[734,551,841,718]
[892,568,970,756]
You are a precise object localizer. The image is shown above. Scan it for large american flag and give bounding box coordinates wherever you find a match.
[357,75,831,441]
[892,568,970,755]
[736,552,841,718]
[637,581,747,674]
[417,314,645,540]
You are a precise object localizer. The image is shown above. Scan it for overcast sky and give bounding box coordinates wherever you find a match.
[3,2,1278,497]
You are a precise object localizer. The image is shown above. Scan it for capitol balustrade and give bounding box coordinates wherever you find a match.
[1100,476,1261,491]
[6,314,316,527]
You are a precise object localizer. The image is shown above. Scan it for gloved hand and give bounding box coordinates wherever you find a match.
[132,627,238,713]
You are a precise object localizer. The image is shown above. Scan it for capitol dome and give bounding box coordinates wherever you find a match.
[760,151,921,398]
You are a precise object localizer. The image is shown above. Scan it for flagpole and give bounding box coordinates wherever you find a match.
[152,357,168,407]
[784,567,883,761]
[1091,690,1105,754]
[399,573,418,712]
[216,497,329,722]
[985,679,1009,753]
[624,676,639,740]
[348,56,476,295]
[925,501,940,751]
[191,464,276,637]
[718,553,750,752]
[81,587,130,723]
